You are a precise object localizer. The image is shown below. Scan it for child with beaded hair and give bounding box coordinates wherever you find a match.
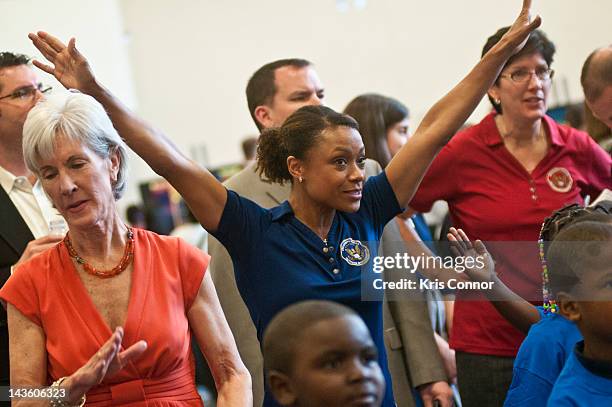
[545,215,612,405]
[262,300,385,407]
[448,201,612,406]
[504,202,612,406]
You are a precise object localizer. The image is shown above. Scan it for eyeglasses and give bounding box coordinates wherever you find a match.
[499,68,554,83]
[0,83,52,102]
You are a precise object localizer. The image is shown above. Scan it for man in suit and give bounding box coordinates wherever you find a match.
[0,52,63,389]
[208,58,452,407]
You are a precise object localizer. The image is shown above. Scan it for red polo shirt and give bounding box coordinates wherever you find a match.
[410,112,611,356]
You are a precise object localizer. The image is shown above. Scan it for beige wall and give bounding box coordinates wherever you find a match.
[1,0,146,209]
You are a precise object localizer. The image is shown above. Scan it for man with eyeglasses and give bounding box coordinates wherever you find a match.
[207,59,452,407]
[0,52,63,390]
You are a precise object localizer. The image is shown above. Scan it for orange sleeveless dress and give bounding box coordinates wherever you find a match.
[0,229,209,406]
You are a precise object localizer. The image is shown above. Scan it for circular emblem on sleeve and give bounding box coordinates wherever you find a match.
[340,238,370,266]
[546,167,573,193]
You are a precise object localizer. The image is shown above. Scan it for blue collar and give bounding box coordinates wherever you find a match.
[270,200,294,221]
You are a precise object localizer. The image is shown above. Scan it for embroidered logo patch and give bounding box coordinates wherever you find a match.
[340,238,370,266]
[546,167,573,193]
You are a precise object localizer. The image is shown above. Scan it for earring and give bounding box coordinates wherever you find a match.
[299,176,303,183]
[494,98,501,105]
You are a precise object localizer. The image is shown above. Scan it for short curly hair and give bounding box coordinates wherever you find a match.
[256,105,358,185]
[23,91,129,200]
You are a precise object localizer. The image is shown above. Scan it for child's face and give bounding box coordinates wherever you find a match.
[283,314,385,407]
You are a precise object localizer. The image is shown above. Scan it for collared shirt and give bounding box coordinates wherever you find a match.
[212,171,402,407]
[504,307,582,406]
[547,341,612,406]
[410,112,612,356]
[0,165,62,239]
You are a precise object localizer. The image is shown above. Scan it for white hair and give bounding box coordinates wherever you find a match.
[23,91,128,200]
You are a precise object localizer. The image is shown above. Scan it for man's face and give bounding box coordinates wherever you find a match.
[258,65,325,129]
[0,64,42,151]
[586,85,612,129]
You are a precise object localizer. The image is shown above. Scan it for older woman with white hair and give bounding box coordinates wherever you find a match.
[0,91,251,406]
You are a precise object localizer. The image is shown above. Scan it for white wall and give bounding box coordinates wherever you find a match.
[3,0,612,212]
[119,0,611,169]
[0,0,146,210]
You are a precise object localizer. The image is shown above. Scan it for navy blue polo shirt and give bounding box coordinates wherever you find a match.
[212,171,401,407]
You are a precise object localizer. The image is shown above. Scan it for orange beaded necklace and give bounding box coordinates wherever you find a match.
[64,227,135,278]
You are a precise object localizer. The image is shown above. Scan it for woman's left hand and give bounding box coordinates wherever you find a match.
[28,31,97,93]
[62,327,147,403]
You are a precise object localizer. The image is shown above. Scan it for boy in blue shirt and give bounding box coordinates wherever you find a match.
[546,217,612,406]
[504,204,611,406]
[448,203,612,406]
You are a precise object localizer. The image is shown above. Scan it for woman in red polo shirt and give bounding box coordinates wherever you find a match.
[409,28,612,407]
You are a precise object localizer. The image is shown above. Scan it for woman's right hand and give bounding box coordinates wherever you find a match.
[62,327,147,403]
[447,227,497,284]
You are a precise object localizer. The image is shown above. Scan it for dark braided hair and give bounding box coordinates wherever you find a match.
[547,217,612,296]
[256,105,359,185]
[540,201,612,259]
[539,201,612,312]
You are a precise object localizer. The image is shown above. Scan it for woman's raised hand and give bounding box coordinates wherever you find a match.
[500,0,542,56]
[28,31,96,93]
[63,327,147,403]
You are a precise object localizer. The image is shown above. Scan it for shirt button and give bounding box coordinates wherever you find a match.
[328,257,335,263]
[332,268,340,274]
[323,247,329,253]
[532,195,538,201]
[530,187,536,193]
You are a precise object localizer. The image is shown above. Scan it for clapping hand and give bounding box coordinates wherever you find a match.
[62,327,147,403]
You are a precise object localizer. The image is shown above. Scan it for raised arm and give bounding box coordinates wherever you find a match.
[28,32,227,233]
[386,0,541,206]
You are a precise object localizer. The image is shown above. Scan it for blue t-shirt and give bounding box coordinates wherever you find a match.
[547,341,612,406]
[504,307,582,406]
[213,171,401,407]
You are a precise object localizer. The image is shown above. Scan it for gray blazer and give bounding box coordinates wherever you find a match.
[208,160,447,407]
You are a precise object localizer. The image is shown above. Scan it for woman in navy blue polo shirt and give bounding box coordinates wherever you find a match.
[29,2,541,405]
